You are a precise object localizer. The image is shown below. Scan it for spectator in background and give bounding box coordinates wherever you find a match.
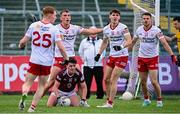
[78,26,105,99]
[18,6,68,112]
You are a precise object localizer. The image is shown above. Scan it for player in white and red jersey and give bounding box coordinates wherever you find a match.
[132,12,177,107]
[43,9,103,95]
[18,6,68,112]
[95,9,132,108]
[47,58,89,107]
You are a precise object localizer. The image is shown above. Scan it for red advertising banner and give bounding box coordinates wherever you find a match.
[0,56,100,92]
[1,56,180,92]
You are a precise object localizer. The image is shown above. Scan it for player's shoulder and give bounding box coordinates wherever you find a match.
[118,22,128,28]
[151,25,161,31]
[103,24,110,31]
[136,25,144,32]
[29,21,40,27]
[57,68,67,77]
[55,24,60,28]
[75,68,82,76]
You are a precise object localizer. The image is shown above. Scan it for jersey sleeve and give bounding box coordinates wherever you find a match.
[25,23,33,38]
[122,25,130,36]
[156,27,164,39]
[103,26,110,39]
[133,27,140,39]
[54,26,63,42]
[78,70,85,83]
[75,25,84,35]
[56,74,62,82]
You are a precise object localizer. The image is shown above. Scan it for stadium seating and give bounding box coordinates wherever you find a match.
[0,0,134,55]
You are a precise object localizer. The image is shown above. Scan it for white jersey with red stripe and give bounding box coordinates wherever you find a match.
[134,25,164,58]
[103,22,130,57]
[55,24,84,57]
[25,21,61,66]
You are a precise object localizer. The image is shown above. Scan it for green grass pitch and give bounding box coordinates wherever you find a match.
[0,94,180,113]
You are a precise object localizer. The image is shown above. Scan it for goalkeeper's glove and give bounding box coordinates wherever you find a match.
[113,45,124,51]
[94,54,101,62]
[79,99,90,107]
[171,55,177,65]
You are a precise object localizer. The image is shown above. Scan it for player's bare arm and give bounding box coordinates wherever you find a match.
[52,80,60,96]
[123,33,132,48]
[56,41,69,60]
[94,38,109,62]
[19,36,30,49]
[160,36,174,55]
[81,28,103,35]
[164,35,176,42]
[79,82,88,100]
[98,38,109,55]
[128,37,139,51]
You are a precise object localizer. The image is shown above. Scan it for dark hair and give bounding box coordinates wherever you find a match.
[42,6,56,16]
[68,57,77,64]
[109,9,120,15]
[141,12,152,18]
[60,9,70,16]
[173,17,180,22]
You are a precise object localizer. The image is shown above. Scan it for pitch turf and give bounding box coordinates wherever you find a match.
[0,94,180,113]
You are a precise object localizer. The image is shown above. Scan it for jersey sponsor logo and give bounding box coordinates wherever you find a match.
[141,37,156,43]
[67,83,72,88]
[63,34,76,40]
[110,36,123,42]
[41,26,50,31]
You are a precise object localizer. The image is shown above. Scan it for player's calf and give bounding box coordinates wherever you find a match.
[18,93,27,110]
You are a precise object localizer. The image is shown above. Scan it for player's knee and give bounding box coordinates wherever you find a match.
[141,81,147,86]
[104,78,110,84]
[151,80,158,86]
[47,103,54,107]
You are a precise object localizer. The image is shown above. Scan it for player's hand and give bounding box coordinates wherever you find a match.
[60,59,69,66]
[94,54,101,62]
[113,45,123,51]
[171,55,177,65]
[18,43,25,50]
[79,99,90,107]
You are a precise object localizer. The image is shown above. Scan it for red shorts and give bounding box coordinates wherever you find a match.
[27,62,51,76]
[138,56,159,72]
[53,57,76,69]
[106,56,128,69]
